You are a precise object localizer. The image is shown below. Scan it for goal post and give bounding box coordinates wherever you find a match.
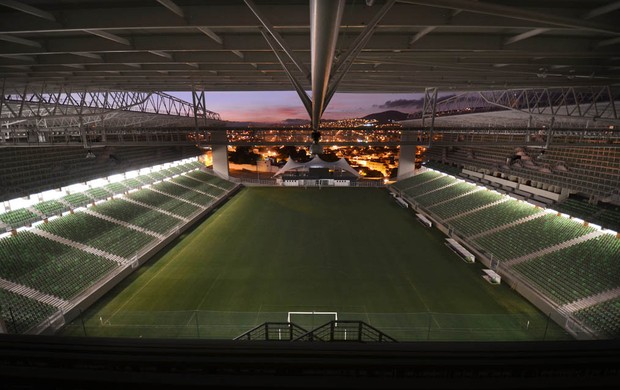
[287,311,338,329]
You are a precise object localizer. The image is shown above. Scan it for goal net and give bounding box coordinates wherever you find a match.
[287,311,338,330]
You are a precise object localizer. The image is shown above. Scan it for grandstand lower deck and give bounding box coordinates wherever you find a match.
[0,164,239,334]
[395,167,620,339]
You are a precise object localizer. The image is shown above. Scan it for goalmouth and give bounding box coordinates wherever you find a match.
[288,311,338,329]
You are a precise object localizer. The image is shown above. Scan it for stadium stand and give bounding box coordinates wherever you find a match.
[62,193,92,208]
[122,178,144,189]
[512,235,620,305]
[37,212,155,258]
[403,176,456,198]
[0,289,57,334]
[0,231,117,299]
[104,182,130,195]
[428,189,505,220]
[424,161,462,176]
[33,200,67,217]
[170,175,219,195]
[391,170,441,191]
[449,200,543,237]
[474,214,595,261]
[184,170,237,191]
[150,181,213,205]
[125,189,200,218]
[148,171,167,181]
[84,187,112,201]
[91,199,183,234]
[574,297,620,338]
[596,208,620,231]
[0,208,40,229]
[414,182,478,208]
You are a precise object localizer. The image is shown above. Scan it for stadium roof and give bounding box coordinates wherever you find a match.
[1,0,619,93]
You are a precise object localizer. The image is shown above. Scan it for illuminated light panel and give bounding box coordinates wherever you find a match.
[108,174,125,183]
[87,178,108,187]
[125,170,140,179]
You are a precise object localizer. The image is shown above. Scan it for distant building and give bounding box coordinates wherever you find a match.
[274,155,360,187]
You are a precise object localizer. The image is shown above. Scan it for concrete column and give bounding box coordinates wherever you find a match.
[397,144,417,181]
[211,131,229,179]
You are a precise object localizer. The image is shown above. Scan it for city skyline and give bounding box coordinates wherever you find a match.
[169,91,425,123]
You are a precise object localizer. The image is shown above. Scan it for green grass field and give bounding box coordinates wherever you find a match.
[62,187,570,341]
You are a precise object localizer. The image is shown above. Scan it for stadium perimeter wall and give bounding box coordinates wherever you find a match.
[399,192,595,340]
[33,184,242,335]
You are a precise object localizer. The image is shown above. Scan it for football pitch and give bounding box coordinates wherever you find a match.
[62,187,571,341]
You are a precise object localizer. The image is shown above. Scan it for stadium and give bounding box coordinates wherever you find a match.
[0,0,619,387]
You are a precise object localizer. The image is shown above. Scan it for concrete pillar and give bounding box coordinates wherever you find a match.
[397,143,417,181]
[211,131,229,179]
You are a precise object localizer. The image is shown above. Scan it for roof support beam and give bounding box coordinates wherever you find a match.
[245,0,310,79]
[409,26,436,46]
[197,26,223,45]
[310,0,345,130]
[84,30,131,46]
[397,0,620,34]
[148,50,173,59]
[0,34,41,48]
[597,36,620,47]
[324,0,395,113]
[259,28,311,118]
[584,1,620,19]
[156,0,185,18]
[73,52,103,60]
[504,28,551,46]
[0,0,55,21]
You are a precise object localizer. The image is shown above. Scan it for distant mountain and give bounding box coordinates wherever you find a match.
[282,118,310,125]
[362,110,409,123]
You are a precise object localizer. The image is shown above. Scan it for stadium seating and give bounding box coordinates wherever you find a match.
[122,178,144,189]
[125,189,200,218]
[556,198,599,220]
[424,161,462,176]
[512,234,620,305]
[92,199,183,234]
[170,175,218,196]
[597,208,620,231]
[414,182,477,207]
[404,176,456,198]
[166,165,185,175]
[151,181,212,204]
[135,174,156,185]
[449,200,542,237]
[574,297,620,338]
[474,214,595,261]
[33,200,67,217]
[0,208,40,228]
[149,171,167,181]
[391,170,442,191]
[428,189,504,220]
[38,212,155,258]
[62,193,91,208]
[0,231,117,299]
[0,289,57,334]
[185,170,236,190]
[104,182,130,195]
[85,187,112,201]
[209,176,237,190]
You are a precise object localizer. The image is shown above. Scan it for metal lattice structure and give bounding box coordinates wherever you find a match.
[0,0,618,92]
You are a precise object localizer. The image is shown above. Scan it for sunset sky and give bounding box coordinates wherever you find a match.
[170,91,425,123]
